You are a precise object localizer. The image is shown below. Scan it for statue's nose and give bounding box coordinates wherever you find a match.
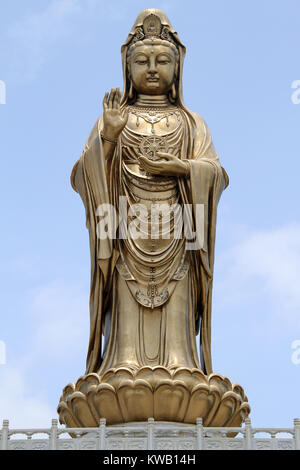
[148,57,157,73]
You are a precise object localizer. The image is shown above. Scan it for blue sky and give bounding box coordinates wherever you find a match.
[0,0,299,430]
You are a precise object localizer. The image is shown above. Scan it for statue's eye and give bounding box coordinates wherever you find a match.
[135,56,148,65]
[157,56,170,64]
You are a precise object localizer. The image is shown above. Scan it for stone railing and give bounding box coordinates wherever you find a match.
[1,418,300,450]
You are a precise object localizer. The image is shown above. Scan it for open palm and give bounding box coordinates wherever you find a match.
[102,87,128,139]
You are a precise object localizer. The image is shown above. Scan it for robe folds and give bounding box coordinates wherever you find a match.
[71,109,228,376]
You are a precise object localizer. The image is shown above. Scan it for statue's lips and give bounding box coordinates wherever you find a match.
[146,78,159,82]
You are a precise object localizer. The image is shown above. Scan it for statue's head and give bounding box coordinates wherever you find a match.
[121,9,186,105]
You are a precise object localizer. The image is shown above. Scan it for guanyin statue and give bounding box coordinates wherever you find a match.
[58,8,250,429]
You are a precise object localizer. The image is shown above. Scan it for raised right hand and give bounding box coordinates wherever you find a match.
[102,87,128,140]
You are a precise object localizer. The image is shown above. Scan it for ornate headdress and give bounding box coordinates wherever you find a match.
[128,13,178,48]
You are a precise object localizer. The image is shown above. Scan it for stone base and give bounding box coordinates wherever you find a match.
[57,366,250,429]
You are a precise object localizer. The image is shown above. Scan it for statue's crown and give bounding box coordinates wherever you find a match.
[131,13,176,46]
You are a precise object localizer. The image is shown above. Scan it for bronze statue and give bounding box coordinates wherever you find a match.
[58,9,250,428]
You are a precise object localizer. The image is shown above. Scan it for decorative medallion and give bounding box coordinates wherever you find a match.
[139,135,168,161]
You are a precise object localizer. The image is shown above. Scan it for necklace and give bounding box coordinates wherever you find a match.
[129,106,181,134]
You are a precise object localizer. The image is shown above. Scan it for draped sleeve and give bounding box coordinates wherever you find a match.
[70,115,119,373]
[182,112,229,374]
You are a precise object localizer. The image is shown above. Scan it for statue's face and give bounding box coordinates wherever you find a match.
[129,44,176,95]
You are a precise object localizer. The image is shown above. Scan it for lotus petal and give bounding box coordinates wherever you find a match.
[209,391,240,427]
[118,380,154,422]
[184,384,211,423]
[93,383,123,424]
[69,391,98,427]
[154,382,189,421]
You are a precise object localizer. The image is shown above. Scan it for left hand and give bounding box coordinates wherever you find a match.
[138,152,189,177]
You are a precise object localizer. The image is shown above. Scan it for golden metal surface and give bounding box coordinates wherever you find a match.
[58,8,249,428]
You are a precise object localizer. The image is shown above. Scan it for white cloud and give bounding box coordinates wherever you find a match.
[28,279,89,358]
[6,0,81,79]
[215,223,300,331]
[0,365,54,428]
[4,0,131,80]
[0,278,89,427]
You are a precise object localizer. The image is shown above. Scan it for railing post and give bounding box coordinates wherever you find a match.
[244,418,253,450]
[294,418,300,450]
[50,419,58,450]
[99,418,106,450]
[1,420,9,450]
[270,431,278,450]
[196,418,204,450]
[147,418,154,450]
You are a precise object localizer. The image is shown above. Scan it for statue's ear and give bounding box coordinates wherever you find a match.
[127,64,131,80]
[128,80,134,100]
[126,51,132,80]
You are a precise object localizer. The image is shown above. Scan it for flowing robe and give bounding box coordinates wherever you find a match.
[71,108,228,375]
